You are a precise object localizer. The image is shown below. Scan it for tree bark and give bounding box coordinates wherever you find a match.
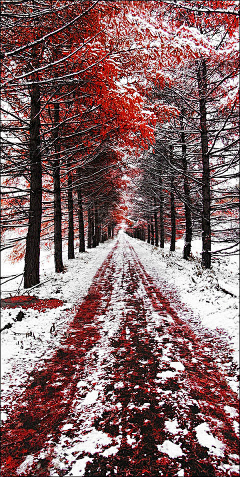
[53,101,64,273]
[150,216,154,245]
[24,81,42,288]
[77,170,85,252]
[159,167,164,248]
[88,207,93,248]
[180,113,193,259]
[147,222,151,244]
[95,204,100,246]
[197,58,211,268]
[154,197,159,247]
[92,202,96,248]
[67,163,74,259]
[170,145,176,252]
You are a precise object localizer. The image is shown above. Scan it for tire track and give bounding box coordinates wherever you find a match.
[83,238,239,477]
[1,237,239,477]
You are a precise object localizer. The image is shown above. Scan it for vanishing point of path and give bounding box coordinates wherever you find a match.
[1,235,239,477]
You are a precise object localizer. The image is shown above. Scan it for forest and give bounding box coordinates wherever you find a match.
[1,0,239,289]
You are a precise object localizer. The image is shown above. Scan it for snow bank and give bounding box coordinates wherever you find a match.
[128,235,239,375]
[1,239,117,419]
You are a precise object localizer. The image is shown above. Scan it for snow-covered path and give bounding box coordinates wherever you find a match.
[1,235,239,477]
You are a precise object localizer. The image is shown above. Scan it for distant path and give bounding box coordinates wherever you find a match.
[1,235,239,477]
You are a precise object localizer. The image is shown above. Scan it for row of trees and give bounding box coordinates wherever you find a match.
[1,1,155,288]
[125,1,239,265]
[1,0,239,289]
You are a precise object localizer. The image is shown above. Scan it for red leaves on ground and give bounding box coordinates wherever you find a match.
[1,296,64,311]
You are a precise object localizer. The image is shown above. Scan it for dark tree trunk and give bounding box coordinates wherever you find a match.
[154,197,159,247]
[147,222,151,244]
[77,170,85,252]
[111,224,114,238]
[151,216,154,245]
[67,164,74,260]
[24,81,42,288]
[53,102,64,273]
[197,58,211,268]
[159,170,164,248]
[180,114,193,259]
[100,224,104,243]
[108,225,111,238]
[170,145,176,252]
[88,207,93,248]
[92,202,96,248]
[95,204,100,246]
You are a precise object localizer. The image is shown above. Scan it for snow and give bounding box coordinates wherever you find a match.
[1,232,239,476]
[1,239,117,419]
[66,457,93,477]
[81,390,99,406]
[170,362,185,372]
[158,440,183,458]
[165,419,181,435]
[16,455,34,476]
[195,423,225,457]
[157,370,177,380]
[128,236,239,382]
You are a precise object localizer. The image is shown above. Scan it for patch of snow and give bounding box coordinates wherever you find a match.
[178,470,184,476]
[170,362,185,372]
[16,455,34,475]
[61,423,74,431]
[195,423,225,457]
[114,381,124,389]
[71,429,112,454]
[77,380,88,388]
[158,440,183,458]
[66,457,93,477]
[102,445,120,457]
[224,405,238,419]
[81,390,99,406]
[165,419,181,435]
[157,370,177,380]
[127,435,136,445]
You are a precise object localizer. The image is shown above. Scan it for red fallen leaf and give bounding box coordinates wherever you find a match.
[1,296,64,311]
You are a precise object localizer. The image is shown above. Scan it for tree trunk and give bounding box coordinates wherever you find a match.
[180,113,193,259]
[53,101,64,273]
[159,169,164,248]
[92,202,96,248]
[170,145,176,252]
[77,170,85,252]
[154,197,159,247]
[151,216,154,245]
[88,207,93,248]
[67,163,74,259]
[147,222,151,244]
[197,58,211,268]
[95,204,100,246]
[24,80,42,288]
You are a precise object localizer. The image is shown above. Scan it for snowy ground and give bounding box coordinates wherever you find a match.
[128,236,239,374]
[1,232,239,477]
[1,239,117,419]
[1,233,239,425]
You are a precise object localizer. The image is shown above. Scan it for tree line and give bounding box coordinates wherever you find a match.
[1,0,239,289]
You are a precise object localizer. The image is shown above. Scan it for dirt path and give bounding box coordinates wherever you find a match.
[1,236,239,477]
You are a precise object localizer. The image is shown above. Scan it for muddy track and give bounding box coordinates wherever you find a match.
[1,237,239,477]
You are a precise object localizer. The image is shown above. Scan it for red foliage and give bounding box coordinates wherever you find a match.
[1,296,64,311]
